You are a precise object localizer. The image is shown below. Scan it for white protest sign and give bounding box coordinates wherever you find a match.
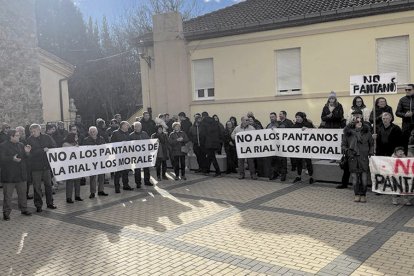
[47,139,159,181]
[370,156,414,195]
[350,72,397,96]
[235,128,343,160]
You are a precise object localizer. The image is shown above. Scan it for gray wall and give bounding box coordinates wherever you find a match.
[0,0,44,126]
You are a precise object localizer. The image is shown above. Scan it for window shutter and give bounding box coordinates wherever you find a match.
[276,48,301,92]
[193,59,214,90]
[377,36,409,84]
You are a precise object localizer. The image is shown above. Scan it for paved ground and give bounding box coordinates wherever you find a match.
[0,170,413,276]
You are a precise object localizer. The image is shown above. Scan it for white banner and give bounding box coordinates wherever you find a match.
[235,128,343,160]
[47,140,159,181]
[370,156,414,195]
[350,72,397,96]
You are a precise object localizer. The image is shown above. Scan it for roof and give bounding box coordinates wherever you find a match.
[38,48,75,77]
[183,0,414,40]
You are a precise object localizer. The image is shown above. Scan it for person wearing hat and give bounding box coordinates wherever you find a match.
[292,112,315,184]
[321,91,344,129]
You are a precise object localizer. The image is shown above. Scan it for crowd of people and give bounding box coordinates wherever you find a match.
[1,86,414,220]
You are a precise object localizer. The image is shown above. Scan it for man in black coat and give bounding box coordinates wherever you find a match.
[0,129,32,220]
[374,112,403,156]
[396,84,414,148]
[130,122,152,188]
[111,121,133,192]
[200,112,222,177]
[140,111,156,136]
[178,112,192,136]
[84,126,108,198]
[26,124,57,212]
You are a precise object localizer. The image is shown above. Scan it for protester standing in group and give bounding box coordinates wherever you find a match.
[396,84,414,148]
[74,114,87,139]
[26,124,57,212]
[266,112,280,180]
[213,114,225,154]
[0,129,32,220]
[391,147,412,206]
[346,96,371,124]
[169,122,189,180]
[152,125,169,181]
[373,112,403,157]
[200,112,222,177]
[292,112,315,184]
[154,114,169,133]
[83,126,109,198]
[178,112,192,137]
[130,122,152,187]
[278,111,293,177]
[229,116,238,127]
[321,91,344,128]
[189,114,206,173]
[223,120,237,174]
[53,121,67,148]
[342,116,374,203]
[140,111,156,136]
[247,112,263,129]
[231,116,257,180]
[111,121,133,192]
[106,119,119,139]
[62,133,83,203]
[369,97,394,126]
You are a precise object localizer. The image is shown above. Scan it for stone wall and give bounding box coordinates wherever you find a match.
[0,0,43,127]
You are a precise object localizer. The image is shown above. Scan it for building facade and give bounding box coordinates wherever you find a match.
[139,0,414,126]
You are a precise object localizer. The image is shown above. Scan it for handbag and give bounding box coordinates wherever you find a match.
[181,144,189,154]
[339,154,347,170]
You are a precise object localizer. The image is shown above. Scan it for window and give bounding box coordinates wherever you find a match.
[276,48,301,94]
[193,58,215,100]
[377,36,410,84]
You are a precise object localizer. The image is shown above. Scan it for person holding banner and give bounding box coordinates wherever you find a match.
[266,112,281,180]
[292,112,315,184]
[278,111,294,174]
[26,124,57,212]
[169,122,189,180]
[390,147,412,206]
[369,97,394,127]
[396,84,414,149]
[111,121,134,193]
[231,116,257,180]
[373,112,403,157]
[342,117,374,203]
[320,91,344,129]
[62,133,83,203]
[83,126,108,198]
[0,129,32,220]
[346,96,371,125]
[130,122,152,187]
[223,120,238,174]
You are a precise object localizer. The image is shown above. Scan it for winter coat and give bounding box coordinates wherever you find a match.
[169,131,189,157]
[223,128,236,151]
[152,132,169,160]
[277,119,293,128]
[0,132,8,144]
[375,123,403,157]
[342,124,374,173]
[266,122,279,129]
[52,129,67,148]
[396,95,414,131]
[83,135,106,146]
[0,141,28,183]
[200,116,223,150]
[369,105,394,125]
[293,121,314,129]
[97,127,110,143]
[26,133,56,171]
[346,107,371,125]
[321,103,344,129]
[189,123,203,147]
[110,129,130,143]
[180,117,192,136]
[140,118,156,136]
[129,131,150,141]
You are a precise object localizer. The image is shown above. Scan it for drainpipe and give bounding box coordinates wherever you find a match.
[58,78,68,122]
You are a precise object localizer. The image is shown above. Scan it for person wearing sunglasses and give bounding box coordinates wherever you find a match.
[396,84,414,149]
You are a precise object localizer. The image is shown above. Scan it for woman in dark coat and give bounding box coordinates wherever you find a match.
[292,112,315,184]
[169,122,189,181]
[342,117,374,203]
[151,125,169,181]
[369,97,394,126]
[223,121,237,174]
[321,91,344,129]
[213,114,225,154]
